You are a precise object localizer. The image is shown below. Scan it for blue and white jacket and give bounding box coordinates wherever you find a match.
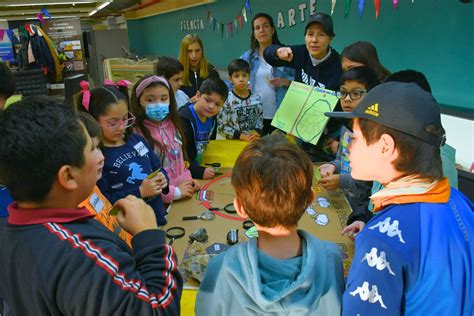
[343,188,474,315]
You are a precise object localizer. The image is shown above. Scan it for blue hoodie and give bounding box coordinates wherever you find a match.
[196,230,344,315]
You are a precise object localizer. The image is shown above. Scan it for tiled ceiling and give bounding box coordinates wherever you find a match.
[0,0,141,21]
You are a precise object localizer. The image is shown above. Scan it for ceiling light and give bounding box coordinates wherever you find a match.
[88,1,111,16]
[6,2,95,7]
[26,15,79,20]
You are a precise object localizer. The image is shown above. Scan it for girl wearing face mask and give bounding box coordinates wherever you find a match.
[131,75,200,204]
[76,80,169,226]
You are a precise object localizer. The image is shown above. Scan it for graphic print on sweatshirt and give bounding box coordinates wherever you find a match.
[105,141,154,190]
[301,69,326,88]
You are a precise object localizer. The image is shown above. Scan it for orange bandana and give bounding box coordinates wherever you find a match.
[371,177,450,212]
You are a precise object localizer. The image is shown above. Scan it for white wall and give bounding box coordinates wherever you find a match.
[441,114,474,170]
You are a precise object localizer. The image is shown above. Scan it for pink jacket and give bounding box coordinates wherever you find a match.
[138,118,192,204]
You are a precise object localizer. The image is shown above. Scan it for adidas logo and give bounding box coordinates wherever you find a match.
[365,103,379,117]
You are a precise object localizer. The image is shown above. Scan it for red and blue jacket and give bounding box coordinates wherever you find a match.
[0,203,182,315]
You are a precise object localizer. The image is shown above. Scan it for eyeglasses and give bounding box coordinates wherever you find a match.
[99,112,136,131]
[337,89,367,100]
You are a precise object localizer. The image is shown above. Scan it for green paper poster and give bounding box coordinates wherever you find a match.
[271,81,339,145]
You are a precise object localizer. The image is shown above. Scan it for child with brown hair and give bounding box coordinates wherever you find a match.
[195,134,344,315]
[326,82,473,315]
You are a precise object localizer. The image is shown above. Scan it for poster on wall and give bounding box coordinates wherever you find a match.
[0,42,14,62]
[43,18,85,77]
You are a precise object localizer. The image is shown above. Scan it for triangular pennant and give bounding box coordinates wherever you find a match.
[393,0,398,9]
[242,7,247,22]
[358,0,365,16]
[374,0,380,18]
[238,15,243,29]
[344,0,352,17]
[6,29,13,42]
[207,10,211,22]
[37,13,46,24]
[229,22,233,36]
[245,0,251,13]
[41,8,51,18]
[331,0,337,15]
[0,30,5,42]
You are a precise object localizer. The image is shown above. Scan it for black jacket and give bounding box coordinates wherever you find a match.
[264,44,343,161]
[180,65,220,99]
[178,104,217,179]
[0,204,183,316]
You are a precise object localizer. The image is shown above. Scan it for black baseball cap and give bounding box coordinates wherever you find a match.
[305,12,335,37]
[325,82,446,147]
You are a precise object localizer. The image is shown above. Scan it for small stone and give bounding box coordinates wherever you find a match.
[189,228,209,243]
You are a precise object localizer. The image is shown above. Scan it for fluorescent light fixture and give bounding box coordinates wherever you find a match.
[7,2,95,7]
[88,1,111,16]
[26,15,78,20]
[97,1,111,10]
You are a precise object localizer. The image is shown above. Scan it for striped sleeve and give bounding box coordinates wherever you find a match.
[44,223,182,315]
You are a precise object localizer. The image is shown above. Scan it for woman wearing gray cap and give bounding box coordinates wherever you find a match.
[264,12,343,161]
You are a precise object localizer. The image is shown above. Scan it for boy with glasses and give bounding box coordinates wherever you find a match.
[319,67,380,230]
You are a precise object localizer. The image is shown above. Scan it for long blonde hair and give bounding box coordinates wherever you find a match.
[178,33,211,86]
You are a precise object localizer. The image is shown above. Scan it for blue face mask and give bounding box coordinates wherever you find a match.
[145,102,169,121]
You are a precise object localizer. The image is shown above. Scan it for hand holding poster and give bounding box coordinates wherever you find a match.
[271,81,339,145]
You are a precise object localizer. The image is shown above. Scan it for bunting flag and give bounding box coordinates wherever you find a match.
[393,0,398,9]
[37,13,46,24]
[358,0,365,16]
[207,0,251,38]
[0,29,5,42]
[41,8,51,18]
[374,0,380,18]
[331,0,337,15]
[344,0,352,17]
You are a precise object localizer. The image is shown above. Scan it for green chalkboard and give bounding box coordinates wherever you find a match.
[128,0,474,116]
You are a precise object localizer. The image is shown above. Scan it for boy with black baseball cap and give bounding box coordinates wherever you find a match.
[326,82,473,315]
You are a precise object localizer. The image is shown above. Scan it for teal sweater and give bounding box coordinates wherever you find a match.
[195,230,344,315]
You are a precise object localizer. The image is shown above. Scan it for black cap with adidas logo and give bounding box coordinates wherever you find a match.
[325,82,446,147]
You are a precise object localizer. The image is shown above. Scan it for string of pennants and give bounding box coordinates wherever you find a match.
[336,0,416,18]
[0,8,51,43]
[207,0,251,38]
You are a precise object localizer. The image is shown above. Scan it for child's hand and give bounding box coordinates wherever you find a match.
[341,221,366,239]
[269,77,290,87]
[203,167,215,179]
[178,180,195,199]
[319,174,340,190]
[276,47,294,62]
[240,132,259,142]
[191,179,201,191]
[319,164,336,177]
[325,138,339,155]
[139,177,162,198]
[114,195,158,236]
[153,172,168,190]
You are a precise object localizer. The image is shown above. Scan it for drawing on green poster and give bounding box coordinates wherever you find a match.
[271,82,339,145]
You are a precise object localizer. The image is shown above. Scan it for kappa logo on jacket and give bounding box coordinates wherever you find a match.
[368,217,406,244]
[361,247,395,276]
[349,281,387,309]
